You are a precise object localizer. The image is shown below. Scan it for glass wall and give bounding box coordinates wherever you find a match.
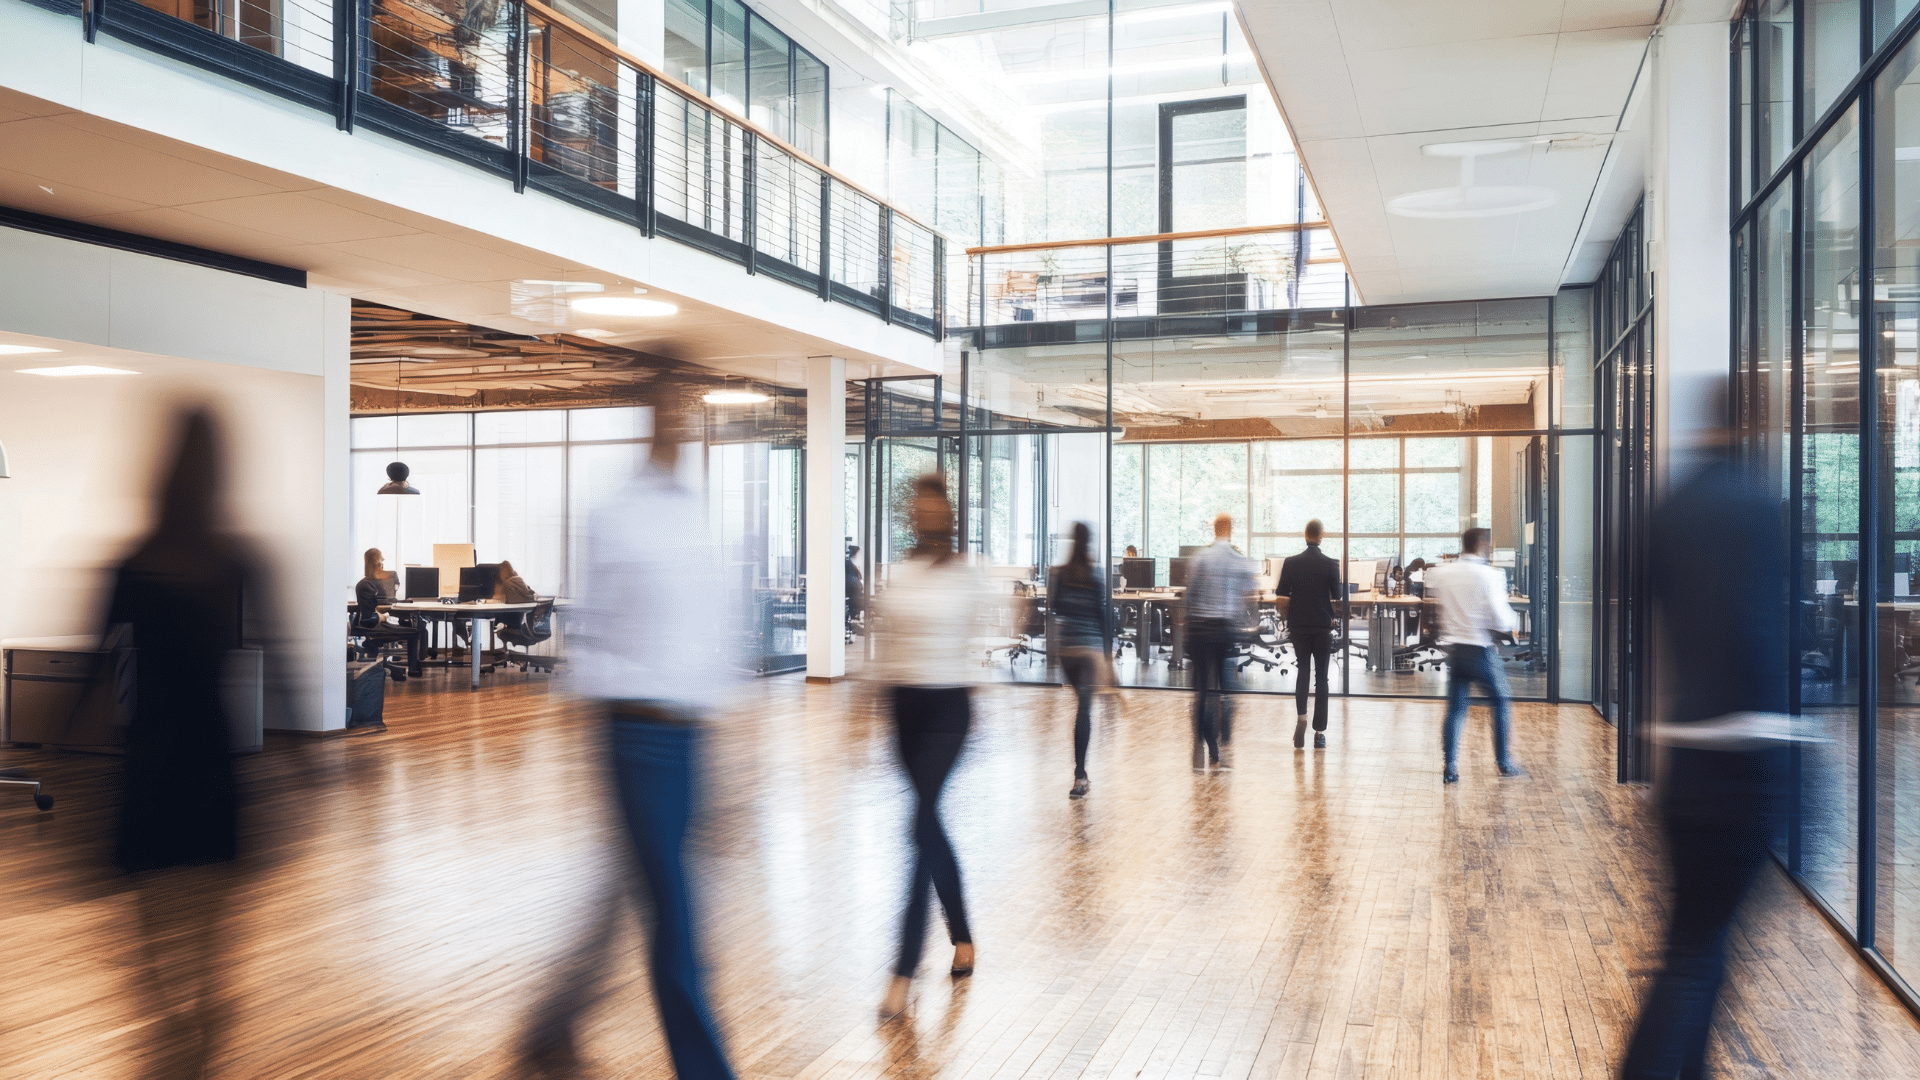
[350,401,803,674]
[1732,0,1920,1010]
[870,290,1597,701]
[661,0,830,158]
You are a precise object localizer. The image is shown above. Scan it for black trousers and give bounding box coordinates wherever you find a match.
[1291,627,1331,729]
[1186,623,1233,760]
[1621,745,1784,1080]
[1058,651,1097,779]
[891,686,973,978]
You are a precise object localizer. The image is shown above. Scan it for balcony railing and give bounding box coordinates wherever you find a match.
[961,223,1347,341]
[41,0,947,337]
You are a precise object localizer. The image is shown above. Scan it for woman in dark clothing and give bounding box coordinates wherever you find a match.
[108,407,261,1077]
[1048,522,1110,798]
[112,409,252,872]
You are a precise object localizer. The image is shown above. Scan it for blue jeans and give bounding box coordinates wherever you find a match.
[1442,644,1516,772]
[610,717,734,1080]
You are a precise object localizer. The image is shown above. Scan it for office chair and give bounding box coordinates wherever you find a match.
[497,599,560,673]
[349,621,416,682]
[1801,597,1843,682]
[0,766,53,811]
[1231,609,1290,675]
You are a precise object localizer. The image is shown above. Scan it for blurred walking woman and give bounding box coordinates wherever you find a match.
[874,474,983,1019]
[1048,522,1110,798]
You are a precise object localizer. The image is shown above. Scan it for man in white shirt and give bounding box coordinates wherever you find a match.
[520,381,738,1079]
[1425,527,1524,784]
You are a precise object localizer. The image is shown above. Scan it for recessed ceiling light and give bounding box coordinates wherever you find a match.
[37,185,53,195]
[0,344,57,355]
[516,279,607,293]
[16,365,140,377]
[703,390,768,404]
[572,296,677,317]
[571,328,616,339]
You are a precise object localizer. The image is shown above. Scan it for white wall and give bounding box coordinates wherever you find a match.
[0,226,350,732]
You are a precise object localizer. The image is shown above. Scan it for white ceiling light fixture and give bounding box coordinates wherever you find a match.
[571,293,678,317]
[16,364,140,377]
[703,389,769,405]
[0,344,58,356]
[1388,140,1557,220]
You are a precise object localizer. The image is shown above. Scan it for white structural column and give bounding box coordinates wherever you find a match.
[1648,20,1730,489]
[321,291,354,729]
[806,355,847,680]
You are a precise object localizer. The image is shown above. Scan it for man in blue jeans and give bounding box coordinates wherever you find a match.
[517,381,736,1080]
[1425,527,1524,784]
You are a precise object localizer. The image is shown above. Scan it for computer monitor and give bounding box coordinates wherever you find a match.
[1168,557,1192,588]
[1373,558,1391,593]
[459,563,501,602]
[1120,557,1155,591]
[404,566,440,600]
[1832,559,1859,595]
[1178,545,1206,557]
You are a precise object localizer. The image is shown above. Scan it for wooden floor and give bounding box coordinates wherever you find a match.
[3,671,1919,1078]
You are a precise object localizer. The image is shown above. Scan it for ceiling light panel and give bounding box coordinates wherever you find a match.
[15,364,140,377]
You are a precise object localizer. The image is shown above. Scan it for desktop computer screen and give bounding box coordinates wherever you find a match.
[1120,557,1155,590]
[458,563,501,602]
[1168,557,1192,588]
[405,566,440,600]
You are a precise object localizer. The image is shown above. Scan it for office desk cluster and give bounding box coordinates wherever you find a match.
[356,600,565,690]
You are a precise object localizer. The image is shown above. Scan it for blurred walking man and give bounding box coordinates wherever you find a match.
[1620,429,1792,1080]
[1184,513,1255,770]
[1427,527,1523,784]
[1276,518,1341,749]
[520,378,736,1080]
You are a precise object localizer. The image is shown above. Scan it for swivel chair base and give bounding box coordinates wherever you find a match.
[0,767,53,811]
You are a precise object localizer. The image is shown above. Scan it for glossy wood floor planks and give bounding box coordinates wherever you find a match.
[2,671,1918,1077]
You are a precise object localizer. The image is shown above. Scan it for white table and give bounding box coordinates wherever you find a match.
[388,601,542,690]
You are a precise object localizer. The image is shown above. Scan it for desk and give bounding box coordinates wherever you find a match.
[1112,589,1185,668]
[388,601,543,690]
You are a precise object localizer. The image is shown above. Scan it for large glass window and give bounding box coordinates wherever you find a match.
[1801,103,1863,926]
[1804,0,1862,124]
[1758,0,1796,181]
[1874,31,1920,982]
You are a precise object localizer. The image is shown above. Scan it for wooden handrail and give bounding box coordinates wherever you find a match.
[964,221,1316,257]
[519,0,941,238]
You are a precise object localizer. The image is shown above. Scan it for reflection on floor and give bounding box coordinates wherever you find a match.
[2,670,1916,1076]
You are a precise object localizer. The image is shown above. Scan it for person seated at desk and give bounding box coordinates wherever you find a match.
[475,559,539,640]
[846,545,866,621]
[355,548,423,677]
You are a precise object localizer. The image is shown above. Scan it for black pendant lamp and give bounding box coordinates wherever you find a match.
[377,357,421,495]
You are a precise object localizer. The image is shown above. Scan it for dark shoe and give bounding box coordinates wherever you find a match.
[1313,733,1326,749]
[1443,769,1459,784]
[1069,777,1090,799]
[1293,718,1307,748]
[1499,764,1529,779]
[951,943,974,977]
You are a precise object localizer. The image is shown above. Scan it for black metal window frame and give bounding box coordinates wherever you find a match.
[1728,0,1920,1018]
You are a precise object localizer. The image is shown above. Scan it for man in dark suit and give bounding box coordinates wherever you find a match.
[1276,518,1341,749]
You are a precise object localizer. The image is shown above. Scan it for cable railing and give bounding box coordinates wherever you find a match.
[67,0,948,338]
[964,224,1348,331]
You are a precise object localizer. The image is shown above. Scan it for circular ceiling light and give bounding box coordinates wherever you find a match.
[1389,138,1557,219]
[0,344,58,355]
[571,296,678,317]
[703,390,768,404]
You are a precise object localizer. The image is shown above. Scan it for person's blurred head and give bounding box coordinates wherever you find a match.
[1462,527,1490,556]
[364,548,384,578]
[848,545,860,559]
[1213,513,1232,539]
[645,376,689,472]
[151,406,225,542]
[1057,520,1095,586]
[497,559,516,580]
[1125,545,1138,557]
[1305,518,1323,543]
[910,474,954,559]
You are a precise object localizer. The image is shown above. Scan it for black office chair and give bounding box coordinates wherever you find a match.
[497,599,560,673]
[350,619,421,681]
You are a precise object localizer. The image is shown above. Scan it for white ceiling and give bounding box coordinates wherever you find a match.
[1237,0,1693,304]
